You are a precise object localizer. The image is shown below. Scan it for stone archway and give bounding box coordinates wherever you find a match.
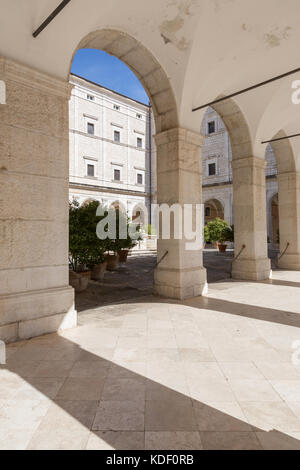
[0,27,183,342]
[268,131,300,269]
[71,29,179,134]
[204,199,224,224]
[209,98,271,281]
[110,200,127,214]
[132,203,148,225]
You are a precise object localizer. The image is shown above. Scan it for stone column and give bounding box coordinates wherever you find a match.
[0,57,77,342]
[154,128,207,299]
[231,156,271,280]
[277,172,300,270]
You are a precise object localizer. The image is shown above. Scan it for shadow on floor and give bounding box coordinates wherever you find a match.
[2,330,300,450]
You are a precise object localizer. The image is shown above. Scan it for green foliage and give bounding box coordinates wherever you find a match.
[204,225,210,243]
[104,211,140,253]
[69,200,108,272]
[206,218,234,243]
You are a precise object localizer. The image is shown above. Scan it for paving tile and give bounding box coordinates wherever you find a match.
[219,362,264,380]
[147,348,180,362]
[183,362,224,380]
[179,348,215,363]
[0,399,50,433]
[13,378,65,401]
[113,348,148,363]
[27,400,98,450]
[0,430,35,450]
[56,377,105,401]
[93,401,144,431]
[69,360,110,378]
[101,377,146,402]
[86,431,145,450]
[254,361,300,380]
[146,381,189,402]
[270,380,300,402]
[145,432,202,450]
[147,336,178,349]
[108,361,146,378]
[194,401,251,431]
[241,401,300,432]
[200,431,262,450]
[34,360,75,378]
[187,378,236,403]
[229,379,282,402]
[255,431,300,450]
[145,398,197,431]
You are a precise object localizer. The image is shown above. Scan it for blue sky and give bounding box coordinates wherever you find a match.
[71,49,149,105]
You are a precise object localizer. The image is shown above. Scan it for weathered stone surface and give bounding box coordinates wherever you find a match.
[0,57,76,340]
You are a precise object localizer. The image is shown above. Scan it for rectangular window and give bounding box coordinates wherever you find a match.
[87,94,95,101]
[87,164,95,177]
[113,104,120,111]
[114,130,120,143]
[114,169,121,181]
[137,137,143,148]
[208,121,215,134]
[137,173,143,185]
[87,122,95,135]
[208,163,216,176]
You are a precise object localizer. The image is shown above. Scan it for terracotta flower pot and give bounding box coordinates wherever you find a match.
[105,254,119,271]
[118,250,129,263]
[91,261,107,281]
[69,270,91,292]
[218,243,227,253]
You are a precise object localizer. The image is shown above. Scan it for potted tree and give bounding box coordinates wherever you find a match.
[90,251,107,281]
[105,211,139,267]
[69,200,108,290]
[118,235,138,263]
[206,218,234,253]
[218,225,234,252]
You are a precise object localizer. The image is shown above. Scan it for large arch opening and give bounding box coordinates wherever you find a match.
[200,97,271,281]
[70,29,179,134]
[68,29,179,311]
[265,130,299,270]
[204,199,224,224]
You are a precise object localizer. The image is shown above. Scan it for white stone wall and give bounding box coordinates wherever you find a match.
[69,75,156,223]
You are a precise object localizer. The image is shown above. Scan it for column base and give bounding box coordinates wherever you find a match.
[154,266,208,300]
[277,253,300,270]
[232,258,271,281]
[0,286,77,343]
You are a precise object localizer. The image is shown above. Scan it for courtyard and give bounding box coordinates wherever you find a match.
[1,0,300,454]
[1,253,300,450]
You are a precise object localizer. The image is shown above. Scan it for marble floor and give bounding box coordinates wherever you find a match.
[1,273,300,450]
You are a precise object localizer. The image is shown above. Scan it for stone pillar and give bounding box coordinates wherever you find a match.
[154,128,207,299]
[0,57,77,342]
[277,172,300,270]
[231,156,271,280]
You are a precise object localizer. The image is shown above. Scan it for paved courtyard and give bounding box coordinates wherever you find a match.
[1,255,300,450]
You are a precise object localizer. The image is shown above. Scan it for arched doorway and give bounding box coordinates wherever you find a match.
[70,29,178,134]
[110,201,127,214]
[204,199,224,224]
[209,97,271,280]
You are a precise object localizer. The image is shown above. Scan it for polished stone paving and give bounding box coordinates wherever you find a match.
[1,271,300,449]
